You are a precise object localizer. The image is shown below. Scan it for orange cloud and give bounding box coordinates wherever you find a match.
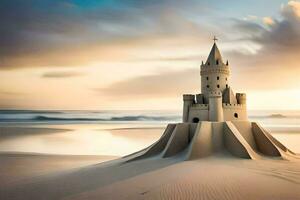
[287,0,300,17]
[262,17,274,25]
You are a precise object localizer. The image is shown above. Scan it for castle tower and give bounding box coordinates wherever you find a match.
[182,37,247,122]
[200,38,230,103]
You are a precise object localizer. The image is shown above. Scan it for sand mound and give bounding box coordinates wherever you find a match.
[126,121,298,162]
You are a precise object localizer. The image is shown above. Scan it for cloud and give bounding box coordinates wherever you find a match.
[96,68,199,99]
[42,71,84,78]
[243,15,258,21]
[0,0,212,69]
[287,0,300,17]
[98,0,300,98]
[262,17,275,26]
[254,1,300,49]
[223,1,300,90]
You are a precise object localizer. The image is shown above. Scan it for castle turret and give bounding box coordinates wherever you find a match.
[182,94,195,122]
[208,91,223,121]
[236,93,246,105]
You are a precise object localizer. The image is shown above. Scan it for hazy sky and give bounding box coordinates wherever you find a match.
[1,0,300,110]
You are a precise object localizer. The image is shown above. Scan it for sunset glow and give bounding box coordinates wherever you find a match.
[1,0,300,110]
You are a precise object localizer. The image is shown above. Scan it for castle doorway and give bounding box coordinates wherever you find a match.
[193,117,200,123]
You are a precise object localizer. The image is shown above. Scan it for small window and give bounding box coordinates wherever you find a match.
[217,76,219,80]
[193,117,200,123]
[216,60,219,65]
[208,62,210,66]
[226,84,228,88]
[207,85,210,88]
[234,113,238,118]
[206,77,209,80]
[217,84,220,88]
[226,77,227,81]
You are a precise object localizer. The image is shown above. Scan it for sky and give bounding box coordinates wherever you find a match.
[1,0,300,110]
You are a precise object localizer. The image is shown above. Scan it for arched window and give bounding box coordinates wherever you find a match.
[216,60,219,65]
[207,85,210,88]
[226,84,228,88]
[206,77,209,80]
[217,76,219,80]
[208,62,210,66]
[217,84,220,88]
[193,117,200,123]
[234,113,238,118]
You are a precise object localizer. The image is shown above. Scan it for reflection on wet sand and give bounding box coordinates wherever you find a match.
[0,124,165,156]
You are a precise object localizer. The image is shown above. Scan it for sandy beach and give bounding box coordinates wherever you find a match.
[0,152,116,188]
[1,152,299,200]
[0,123,299,200]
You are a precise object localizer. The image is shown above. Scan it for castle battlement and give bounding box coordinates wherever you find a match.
[223,103,245,109]
[190,104,208,109]
[200,68,230,76]
[208,91,222,97]
[183,94,195,101]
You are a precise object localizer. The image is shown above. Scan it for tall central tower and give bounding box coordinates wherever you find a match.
[182,38,247,122]
[200,42,230,103]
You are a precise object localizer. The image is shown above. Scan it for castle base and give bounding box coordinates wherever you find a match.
[123,121,298,162]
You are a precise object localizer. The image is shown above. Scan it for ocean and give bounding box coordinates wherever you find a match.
[0,110,299,155]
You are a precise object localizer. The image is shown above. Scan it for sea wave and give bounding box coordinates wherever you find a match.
[13,115,180,122]
[2,110,300,123]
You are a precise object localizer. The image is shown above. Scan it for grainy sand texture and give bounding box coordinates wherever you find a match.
[0,122,300,200]
[1,154,300,200]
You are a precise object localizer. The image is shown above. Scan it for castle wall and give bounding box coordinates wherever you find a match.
[223,103,247,121]
[188,105,209,122]
[184,102,247,123]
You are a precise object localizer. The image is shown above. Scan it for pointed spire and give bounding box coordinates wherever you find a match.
[213,36,218,43]
[205,37,224,66]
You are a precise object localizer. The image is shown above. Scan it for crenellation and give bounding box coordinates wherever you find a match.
[183,94,195,101]
[190,104,208,108]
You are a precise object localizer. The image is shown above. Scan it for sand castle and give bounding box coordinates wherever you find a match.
[123,38,297,162]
